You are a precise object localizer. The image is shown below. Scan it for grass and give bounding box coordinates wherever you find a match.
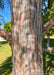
[0,36,54,75]
[0,41,12,75]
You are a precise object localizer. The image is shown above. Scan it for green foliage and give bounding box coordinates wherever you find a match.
[49,26,54,35]
[0,0,10,26]
[0,40,54,75]
[43,52,54,74]
[0,0,4,10]
[43,38,54,48]
[42,0,54,35]
[42,0,54,24]
[0,0,5,26]
[48,0,54,9]
[4,22,11,32]
[42,8,54,24]
[0,0,10,9]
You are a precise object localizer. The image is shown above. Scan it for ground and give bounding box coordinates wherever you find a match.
[0,42,12,75]
[0,36,54,75]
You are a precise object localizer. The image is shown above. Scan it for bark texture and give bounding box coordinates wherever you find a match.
[47,31,50,48]
[43,16,54,35]
[11,0,43,75]
[0,29,11,46]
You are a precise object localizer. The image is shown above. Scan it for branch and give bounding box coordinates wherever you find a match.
[43,16,54,34]
[0,29,11,46]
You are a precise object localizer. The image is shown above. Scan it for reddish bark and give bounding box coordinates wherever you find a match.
[0,29,11,46]
[18,9,22,30]
[11,0,43,75]
[0,0,44,75]
[43,16,54,34]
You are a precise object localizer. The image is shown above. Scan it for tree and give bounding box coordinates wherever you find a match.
[0,0,43,75]
[43,16,54,35]
[11,0,43,74]
[49,26,54,35]
[43,16,54,48]
[42,0,54,48]
[0,0,4,10]
[46,31,50,48]
[0,29,11,45]
[4,21,11,32]
[0,0,4,26]
[0,0,10,26]
[42,0,54,26]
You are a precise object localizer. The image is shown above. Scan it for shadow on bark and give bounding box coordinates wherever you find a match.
[43,52,54,74]
[0,56,12,75]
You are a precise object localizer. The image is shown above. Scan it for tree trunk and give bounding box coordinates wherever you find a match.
[47,31,50,48]
[11,0,43,75]
[0,29,11,46]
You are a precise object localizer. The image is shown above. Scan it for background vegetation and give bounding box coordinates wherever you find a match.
[0,0,54,75]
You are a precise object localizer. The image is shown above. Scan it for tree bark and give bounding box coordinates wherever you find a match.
[47,31,50,48]
[43,16,54,35]
[11,0,43,75]
[0,29,11,46]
